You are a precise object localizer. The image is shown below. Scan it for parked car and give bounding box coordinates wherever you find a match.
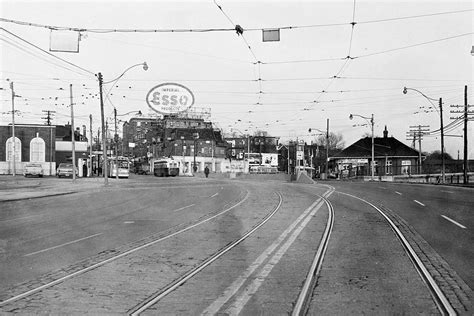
[24,163,43,177]
[56,163,78,178]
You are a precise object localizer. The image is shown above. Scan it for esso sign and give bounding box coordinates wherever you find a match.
[146,83,195,115]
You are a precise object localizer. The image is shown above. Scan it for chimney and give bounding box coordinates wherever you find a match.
[383,125,388,138]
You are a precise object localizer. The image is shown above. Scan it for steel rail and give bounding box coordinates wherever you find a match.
[292,189,335,316]
[128,192,283,315]
[337,191,456,316]
[0,190,250,308]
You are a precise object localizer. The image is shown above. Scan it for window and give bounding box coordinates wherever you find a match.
[6,137,21,161]
[30,137,45,162]
[385,160,393,175]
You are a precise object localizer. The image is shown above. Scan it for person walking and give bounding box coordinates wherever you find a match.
[204,166,210,178]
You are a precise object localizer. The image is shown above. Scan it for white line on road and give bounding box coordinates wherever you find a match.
[395,191,402,195]
[172,204,195,212]
[210,193,219,198]
[414,200,425,207]
[441,215,466,229]
[24,233,103,257]
[441,190,455,194]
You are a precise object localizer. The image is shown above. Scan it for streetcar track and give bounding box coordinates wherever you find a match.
[335,191,456,316]
[0,190,250,307]
[128,192,284,315]
[292,187,335,316]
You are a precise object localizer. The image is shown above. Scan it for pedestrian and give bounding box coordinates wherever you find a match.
[204,166,209,178]
[83,164,88,177]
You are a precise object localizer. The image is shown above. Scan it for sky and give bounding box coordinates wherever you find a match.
[1,0,473,158]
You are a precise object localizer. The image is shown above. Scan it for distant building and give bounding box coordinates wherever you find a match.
[332,126,423,178]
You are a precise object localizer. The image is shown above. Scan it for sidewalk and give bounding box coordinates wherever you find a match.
[0,176,109,202]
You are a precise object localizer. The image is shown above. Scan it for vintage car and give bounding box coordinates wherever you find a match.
[24,163,44,177]
[56,163,78,178]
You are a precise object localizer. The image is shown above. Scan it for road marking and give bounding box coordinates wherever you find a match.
[172,204,195,212]
[0,214,41,223]
[414,200,425,206]
[203,192,332,315]
[441,190,455,194]
[395,191,402,195]
[124,221,135,224]
[24,233,103,257]
[210,193,219,198]
[441,215,466,229]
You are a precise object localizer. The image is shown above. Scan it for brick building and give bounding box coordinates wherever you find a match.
[0,124,56,175]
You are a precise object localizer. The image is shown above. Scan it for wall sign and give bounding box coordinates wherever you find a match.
[146,83,195,115]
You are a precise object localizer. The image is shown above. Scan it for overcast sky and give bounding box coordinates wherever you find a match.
[1,0,473,157]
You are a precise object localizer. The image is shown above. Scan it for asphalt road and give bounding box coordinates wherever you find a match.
[330,181,474,289]
[0,175,472,314]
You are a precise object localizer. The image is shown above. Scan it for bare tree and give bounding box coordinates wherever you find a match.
[314,132,345,154]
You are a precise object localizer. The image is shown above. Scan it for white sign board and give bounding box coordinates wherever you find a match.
[146,83,195,115]
[296,150,304,160]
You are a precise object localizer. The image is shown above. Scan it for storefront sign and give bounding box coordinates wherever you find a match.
[146,83,195,115]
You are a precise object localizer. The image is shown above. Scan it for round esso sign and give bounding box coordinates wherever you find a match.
[146,83,195,115]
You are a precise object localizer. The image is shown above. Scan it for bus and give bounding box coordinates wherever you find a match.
[108,157,130,178]
[154,158,179,177]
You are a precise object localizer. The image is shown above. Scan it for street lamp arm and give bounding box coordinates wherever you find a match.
[103,62,148,84]
[349,113,373,124]
[116,110,142,117]
[403,87,438,102]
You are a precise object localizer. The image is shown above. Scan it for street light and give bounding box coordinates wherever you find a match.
[350,113,375,180]
[403,87,445,183]
[97,62,148,185]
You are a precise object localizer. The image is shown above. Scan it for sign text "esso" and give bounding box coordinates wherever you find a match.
[146,83,195,115]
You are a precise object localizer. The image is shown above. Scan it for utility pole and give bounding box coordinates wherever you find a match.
[464,85,469,184]
[407,125,429,174]
[89,114,93,177]
[326,118,329,176]
[114,108,119,180]
[10,82,16,176]
[440,98,445,184]
[450,85,472,184]
[70,84,76,182]
[98,73,108,185]
[42,110,56,176]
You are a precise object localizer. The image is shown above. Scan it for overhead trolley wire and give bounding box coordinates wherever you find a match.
[0,27,95,78]
[1,8,471,33]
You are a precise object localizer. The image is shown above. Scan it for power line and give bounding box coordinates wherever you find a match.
[0,27,95,77]
[1,8,471,33]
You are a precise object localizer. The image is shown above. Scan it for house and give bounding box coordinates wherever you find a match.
[332,126,423,178]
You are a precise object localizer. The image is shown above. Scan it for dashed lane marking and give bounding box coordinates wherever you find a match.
[414,200,425,207]
[24,233,103,257]
[441,215,466,229]
[210,193,219,198]
[395,191,402,195]
[172,204,195,212]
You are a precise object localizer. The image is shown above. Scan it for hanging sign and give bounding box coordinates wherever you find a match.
[146,83,195,115]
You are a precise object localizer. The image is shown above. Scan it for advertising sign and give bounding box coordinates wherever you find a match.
[146,83,195,115]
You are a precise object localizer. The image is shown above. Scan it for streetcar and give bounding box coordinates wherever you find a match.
[108,157,130,178]
[154,158,179,177]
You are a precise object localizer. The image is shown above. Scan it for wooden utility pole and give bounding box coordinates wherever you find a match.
[89,114,93,177]
[70,84,76,182]
[10,82,16,176]
[407,125,429,174]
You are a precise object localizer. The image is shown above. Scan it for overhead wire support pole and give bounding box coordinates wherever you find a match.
[10,81,16,176]
[114,108,119,180]
[463,85,468,184]
[70,84,76,182]
[89,114,93,177]
[440,97,445,184]
[98,72,108,185]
